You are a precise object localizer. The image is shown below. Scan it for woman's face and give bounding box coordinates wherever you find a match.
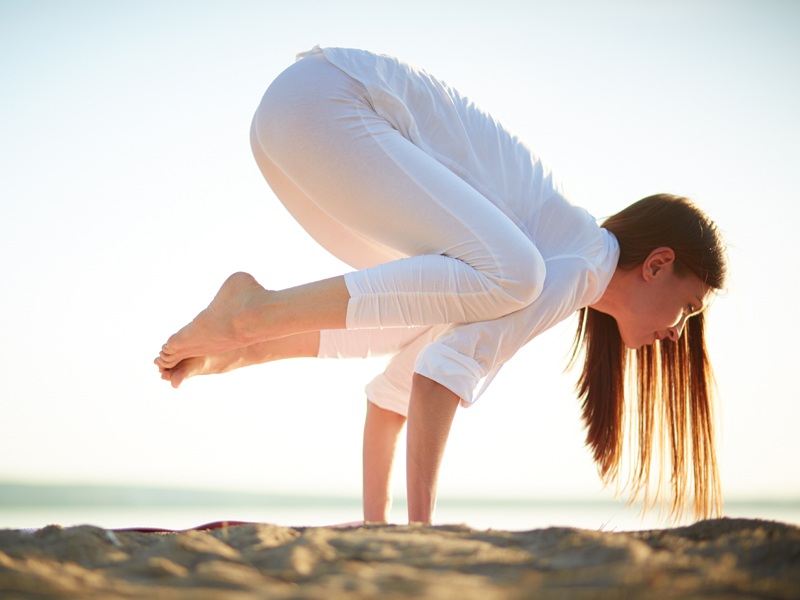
[616,262,711,350]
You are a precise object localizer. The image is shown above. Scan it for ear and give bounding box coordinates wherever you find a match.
[641,247,676,280]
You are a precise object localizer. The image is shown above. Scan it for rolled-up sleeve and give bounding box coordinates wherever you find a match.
[414,257,601,406]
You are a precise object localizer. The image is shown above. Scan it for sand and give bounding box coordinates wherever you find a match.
[0,517,798,599]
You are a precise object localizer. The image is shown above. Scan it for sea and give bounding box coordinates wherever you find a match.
[1,483,798,533]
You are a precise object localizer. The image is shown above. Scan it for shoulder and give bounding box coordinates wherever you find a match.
[540,229,619,309]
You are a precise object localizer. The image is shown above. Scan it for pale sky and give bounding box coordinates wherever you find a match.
[1,0,798,518]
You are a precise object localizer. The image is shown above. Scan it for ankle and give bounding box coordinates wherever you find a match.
[231,289,278,345]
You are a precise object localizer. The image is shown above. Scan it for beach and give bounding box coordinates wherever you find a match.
[1,517,798,599]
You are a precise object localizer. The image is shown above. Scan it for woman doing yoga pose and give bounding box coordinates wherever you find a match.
[155,47,727,525]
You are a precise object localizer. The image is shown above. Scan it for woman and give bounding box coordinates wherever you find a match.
[155,47,727,525]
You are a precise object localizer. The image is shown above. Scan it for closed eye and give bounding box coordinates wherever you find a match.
[686,302,705,318]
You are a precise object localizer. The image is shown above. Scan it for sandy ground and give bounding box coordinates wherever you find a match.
[0,517,798,599]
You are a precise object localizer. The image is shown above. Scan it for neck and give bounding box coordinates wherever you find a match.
[589,266,633,320]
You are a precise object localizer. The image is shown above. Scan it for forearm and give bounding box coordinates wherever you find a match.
[406,373,460,525]
[362,401,407,523]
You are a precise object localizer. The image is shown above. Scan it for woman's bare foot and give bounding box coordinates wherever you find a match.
[156,272,271,370]
[158,352,241,388]
[156,272,348,380]
[157,332,322,388]
[159,356,212,388]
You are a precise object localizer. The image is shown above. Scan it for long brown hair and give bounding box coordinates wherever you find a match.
[570,194,727,520]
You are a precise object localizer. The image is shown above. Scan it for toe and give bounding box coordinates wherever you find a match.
[170,368,186,389]
[155,355,180,370]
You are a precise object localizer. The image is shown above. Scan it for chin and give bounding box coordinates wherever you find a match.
[616,322,650,349]
[620,333,648,350]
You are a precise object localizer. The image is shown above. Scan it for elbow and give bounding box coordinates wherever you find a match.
[487,247,546,316]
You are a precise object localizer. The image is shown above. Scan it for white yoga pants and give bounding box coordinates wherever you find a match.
[249,52,545,331]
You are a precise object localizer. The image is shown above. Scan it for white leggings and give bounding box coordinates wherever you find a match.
[250,53,545,330]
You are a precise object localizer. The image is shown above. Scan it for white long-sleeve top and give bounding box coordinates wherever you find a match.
[309,47,620,414]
